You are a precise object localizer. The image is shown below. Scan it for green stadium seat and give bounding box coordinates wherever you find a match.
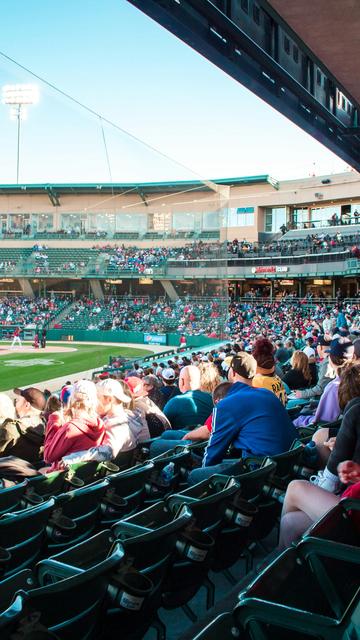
[24,471,84,504]
[303,498,360,550]
[0,480,28,515]
[0,499,55,576]
[101,462,155,526]
[235,539,360,640]
[145,446,192,503]
[163,476,240,614]
[0,532,124,640]
[47,480,109,551]
[110,501,193,638]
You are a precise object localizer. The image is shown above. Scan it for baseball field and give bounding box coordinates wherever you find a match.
[0,343,150,392]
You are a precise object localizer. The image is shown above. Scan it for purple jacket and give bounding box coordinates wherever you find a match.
[294,377,340,427]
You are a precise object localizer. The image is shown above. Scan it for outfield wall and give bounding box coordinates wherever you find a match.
[47,329,218,348]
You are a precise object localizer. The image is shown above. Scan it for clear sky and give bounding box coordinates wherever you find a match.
[0,0,351,185]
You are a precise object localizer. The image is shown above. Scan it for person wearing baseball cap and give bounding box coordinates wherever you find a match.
[292,335,334,403]
[0,386,46,465]
[294,337,354,430]
[160,367,181,404]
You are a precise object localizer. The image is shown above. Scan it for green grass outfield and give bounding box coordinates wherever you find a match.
[0,343,150,391]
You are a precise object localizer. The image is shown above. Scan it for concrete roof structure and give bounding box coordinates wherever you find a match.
[268,0,360,105]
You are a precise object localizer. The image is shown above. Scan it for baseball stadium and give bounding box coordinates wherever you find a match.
[0,2,359,640]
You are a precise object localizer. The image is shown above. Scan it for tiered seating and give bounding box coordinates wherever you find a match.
[0,248,32,273]
[27,248,94,274]
[0,434,357,640]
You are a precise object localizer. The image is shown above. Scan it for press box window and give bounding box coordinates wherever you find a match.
[284,36,290,54]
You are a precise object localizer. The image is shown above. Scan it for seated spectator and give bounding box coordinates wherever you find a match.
[0,387,46,466]
[142,374,165,409]
[125,376,170,437]
[162,364,216,429]
[278,460,360,549]
[44,380,106,470]
[160,367,181,403]
[252,338,287,405]
[188,353,297,484]
[150,381,232,457]
[283,351,312,390]
[275,340,291,365]
[294,335,333,400]
[310,362,360,492]
[294,337,354,428]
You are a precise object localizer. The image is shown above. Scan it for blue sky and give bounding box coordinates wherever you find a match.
[0,0,349,184]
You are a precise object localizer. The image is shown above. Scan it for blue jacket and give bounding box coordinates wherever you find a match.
[203,382,297,467]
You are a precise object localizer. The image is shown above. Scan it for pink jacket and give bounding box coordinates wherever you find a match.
[44,416,106,468]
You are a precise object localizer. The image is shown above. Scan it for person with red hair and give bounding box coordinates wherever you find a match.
[252,337,287,405]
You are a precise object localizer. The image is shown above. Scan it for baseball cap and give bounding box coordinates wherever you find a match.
[329,338,354,360]
[230,352,257,379]
[13,386,46,411]
[96,378,131,403]
[71,379,98,406]
[162,367,176,381]
[124,376,144,398]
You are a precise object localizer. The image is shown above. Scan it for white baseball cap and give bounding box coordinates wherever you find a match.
[96,378,131,403]
[162,367,176,381]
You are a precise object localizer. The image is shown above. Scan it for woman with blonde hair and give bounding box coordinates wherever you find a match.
[44,379,106,469]
[283,350,312,390]
[198,362,222,394]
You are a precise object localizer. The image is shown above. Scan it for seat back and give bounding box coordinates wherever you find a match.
[0,499,55,576]
[48,480,109,550]
[113,502,192,571]
[233,460,277,500]
[235,543,360,638]
[304,499,360,549]
[103,462,154,523]
[0,568,33,610]
[146,447,191,501]
[166,475,239,533]
[25,471,81,502]
[270,444,303,480]
[0,480,28,515]
[19,541,124,640]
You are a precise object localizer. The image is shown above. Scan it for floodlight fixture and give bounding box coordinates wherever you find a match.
[2,83,39,183]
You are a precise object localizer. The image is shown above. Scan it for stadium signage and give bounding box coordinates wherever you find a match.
[144,333,167,345]
[251,266,288,274]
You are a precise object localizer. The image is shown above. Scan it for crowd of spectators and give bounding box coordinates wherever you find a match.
[59,296,225,336]
[0,260,17,273]
[227,231,360,257]
[0,296,69,329]
[0,294,358,573]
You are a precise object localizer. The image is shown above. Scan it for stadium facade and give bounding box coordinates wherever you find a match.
[0,170,359,300]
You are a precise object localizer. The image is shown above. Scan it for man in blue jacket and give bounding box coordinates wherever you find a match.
[189,351,297,484]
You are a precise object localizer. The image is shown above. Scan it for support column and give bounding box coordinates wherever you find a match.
[89,279,104,300]
[160,279,179,301]
[18,278,34,297]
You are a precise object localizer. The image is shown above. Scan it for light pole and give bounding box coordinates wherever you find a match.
[2,84,39,183]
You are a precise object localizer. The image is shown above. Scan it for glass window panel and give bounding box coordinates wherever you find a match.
[173,212,195,231]
[202,211,220,229]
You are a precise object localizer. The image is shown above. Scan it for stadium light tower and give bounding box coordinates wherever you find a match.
[2,84,39,183]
